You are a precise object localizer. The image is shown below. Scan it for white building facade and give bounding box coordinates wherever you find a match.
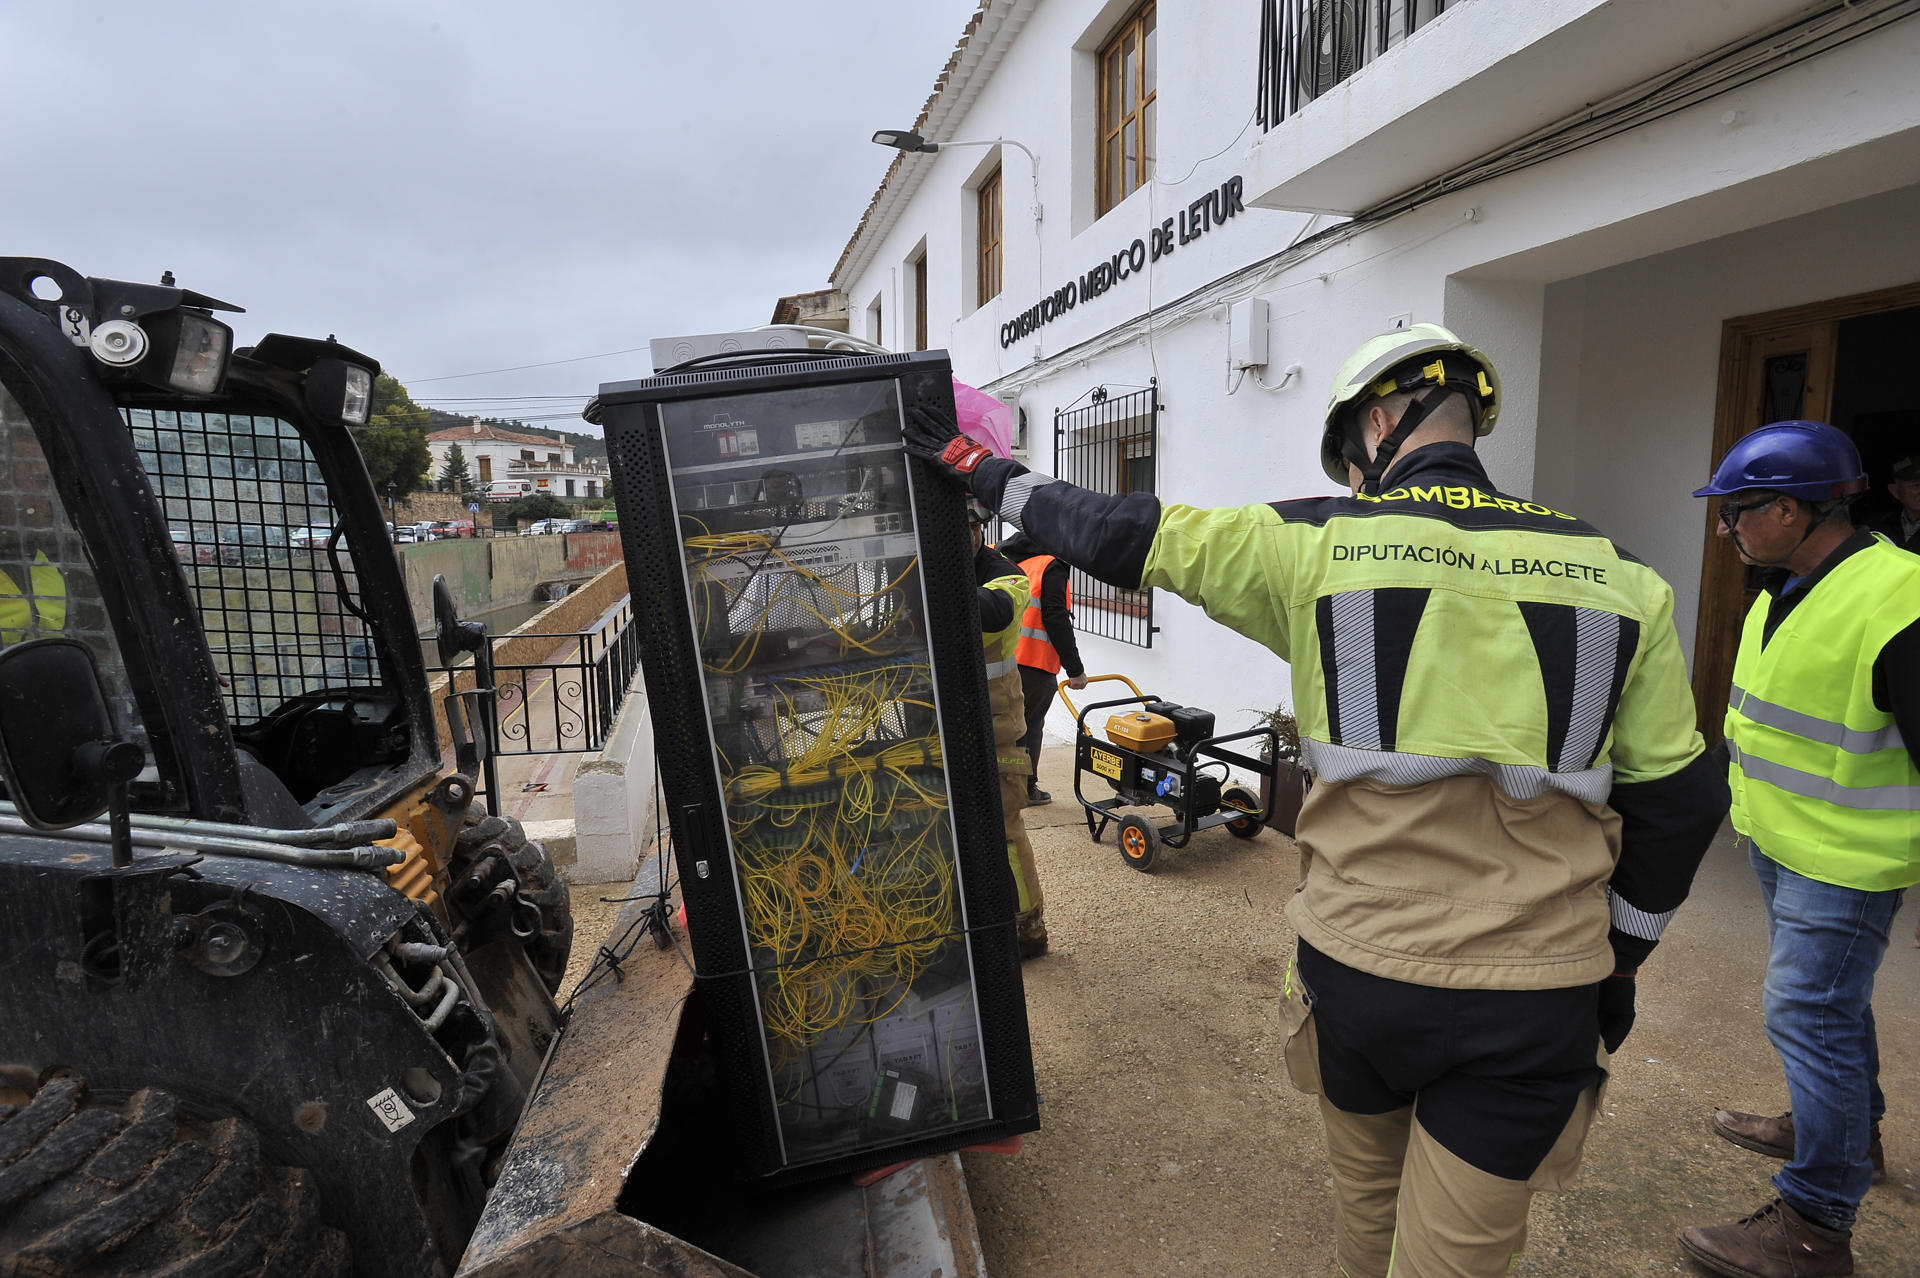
[425,422,608,499]
[832,0,1920,745]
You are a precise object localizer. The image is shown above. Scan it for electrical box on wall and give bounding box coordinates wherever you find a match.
[1229,298,1269,369]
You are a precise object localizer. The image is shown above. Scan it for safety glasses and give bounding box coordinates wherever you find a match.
[1718,495,1776,528]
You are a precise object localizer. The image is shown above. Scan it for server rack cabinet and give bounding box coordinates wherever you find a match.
[598,349,1039,1180]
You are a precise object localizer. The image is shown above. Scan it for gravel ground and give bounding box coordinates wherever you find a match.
[560,746,1920,1277]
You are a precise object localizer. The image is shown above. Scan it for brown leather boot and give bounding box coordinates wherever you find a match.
[1678,1198,1853,1278]
[1713,1110,1886,1183]
[1015,911,1048,961]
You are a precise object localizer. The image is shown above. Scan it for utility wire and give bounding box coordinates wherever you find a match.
[407,345,654,384]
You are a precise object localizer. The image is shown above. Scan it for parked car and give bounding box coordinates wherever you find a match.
[287,524,335,551]
[392,525,418,544]
[169,526,221,564]
[558,518,594,533]
[522,519,554,536]
[413,521,439,541]
[216,524,291,566]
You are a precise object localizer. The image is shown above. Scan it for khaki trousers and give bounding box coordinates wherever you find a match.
[1278,955,1601,1277]
[998,765,1043,922]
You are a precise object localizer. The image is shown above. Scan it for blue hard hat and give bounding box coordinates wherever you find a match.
[1692,420,1867,501]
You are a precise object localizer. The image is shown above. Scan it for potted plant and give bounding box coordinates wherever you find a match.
[1248,703,1308,838]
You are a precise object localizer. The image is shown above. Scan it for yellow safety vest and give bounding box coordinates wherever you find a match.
[0,551,67,644]
[982,570,1031,765]
[1726,538,1920,891]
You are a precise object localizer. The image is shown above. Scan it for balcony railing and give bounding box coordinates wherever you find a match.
[1257,0,1455,128]
[504,459,607,475]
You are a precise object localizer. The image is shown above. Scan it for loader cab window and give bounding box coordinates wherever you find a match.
[126,408,383,724]
[0,380,152,760]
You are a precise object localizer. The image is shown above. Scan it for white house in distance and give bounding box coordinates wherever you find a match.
[829,0,1920,746]
[424,421,608,499]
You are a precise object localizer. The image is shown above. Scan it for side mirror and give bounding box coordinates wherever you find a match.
[0,638,146,832]
[432,574,487,669]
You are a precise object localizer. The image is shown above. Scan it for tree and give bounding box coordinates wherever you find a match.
[353,374,432,496]
[438,443,474,495]
[370,374,429,430]
[507,494,571,522]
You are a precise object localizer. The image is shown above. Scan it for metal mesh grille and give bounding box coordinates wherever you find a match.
[0,382,148,752]
[1053,384,1157,648]
[126,408,375,723]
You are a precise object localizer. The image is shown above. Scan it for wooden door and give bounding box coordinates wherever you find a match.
[1693,321,1835,740]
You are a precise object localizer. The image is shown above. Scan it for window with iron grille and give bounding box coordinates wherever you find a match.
[1053,383,1157,647]
[1097,1,1157,218]
[127,408,379,724]
[1257,0,1456,129]
[977,167,1003,307]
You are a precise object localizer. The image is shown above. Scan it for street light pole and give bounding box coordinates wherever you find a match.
[872,130,1042,225]
[871,129,1046,361]
[385,481,397,531]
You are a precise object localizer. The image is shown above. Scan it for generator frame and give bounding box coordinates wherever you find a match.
[1062,675,1275,872]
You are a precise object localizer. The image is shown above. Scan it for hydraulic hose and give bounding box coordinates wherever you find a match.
[0,814,404,870]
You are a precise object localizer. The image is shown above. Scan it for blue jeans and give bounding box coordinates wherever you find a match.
[1750,844,1904,1230]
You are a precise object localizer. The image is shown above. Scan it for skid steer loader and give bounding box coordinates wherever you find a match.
[0,259,985,1278]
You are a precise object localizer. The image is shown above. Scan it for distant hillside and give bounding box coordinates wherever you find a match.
[426,412,606,463]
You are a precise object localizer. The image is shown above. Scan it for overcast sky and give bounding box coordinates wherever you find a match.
[0,0,979,429]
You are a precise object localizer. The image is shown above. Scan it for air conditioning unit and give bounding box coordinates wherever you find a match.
[647,327,815,374]
[1297,0,1363,101]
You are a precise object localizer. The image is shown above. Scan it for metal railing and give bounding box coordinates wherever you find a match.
[430,601,643,814]
[1053,383,1158,648]
[1258,0,1455,128]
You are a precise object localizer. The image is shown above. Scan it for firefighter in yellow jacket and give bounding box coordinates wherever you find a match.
[906,325,1728,1276]
[971,505,1047,960]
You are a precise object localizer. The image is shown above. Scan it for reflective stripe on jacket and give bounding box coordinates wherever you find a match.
[0,552,67,644]
[1726,538,1920,891]
[1014,554,1070,674]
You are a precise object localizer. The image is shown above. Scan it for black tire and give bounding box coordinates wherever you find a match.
[1117,814,1157,873]
[456,811,575,994]
[1221,786,1263,840]
[0,1073,348,1278]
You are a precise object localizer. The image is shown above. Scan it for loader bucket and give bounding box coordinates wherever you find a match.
[456,886,988,1278]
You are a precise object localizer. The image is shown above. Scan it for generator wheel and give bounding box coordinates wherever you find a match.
[456,811,575,994]
[0,1072,348,1277]
[1221,786,1264,840]
[1117,815,1157,872]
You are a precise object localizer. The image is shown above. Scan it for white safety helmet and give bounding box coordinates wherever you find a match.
[1320,323,1500,490]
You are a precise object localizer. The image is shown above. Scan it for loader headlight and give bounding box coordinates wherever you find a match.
[163,311,232,394]
[133,308,233,395]
[305,358,377,426]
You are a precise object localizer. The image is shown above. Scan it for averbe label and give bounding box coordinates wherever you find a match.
[366,1087,415,1133]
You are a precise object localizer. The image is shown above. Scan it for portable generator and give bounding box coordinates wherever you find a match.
[1062,674,1276,872]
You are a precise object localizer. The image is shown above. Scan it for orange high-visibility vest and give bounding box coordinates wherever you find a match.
[1014,554,1070,674]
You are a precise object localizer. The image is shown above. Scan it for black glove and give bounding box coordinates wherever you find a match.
[902,405,1021,506]
[1598,972,1636,1054]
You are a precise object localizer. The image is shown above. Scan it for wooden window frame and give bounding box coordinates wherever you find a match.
[1097,1,1157,218]
[977,167,1003,308]
[913,252,928,351]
